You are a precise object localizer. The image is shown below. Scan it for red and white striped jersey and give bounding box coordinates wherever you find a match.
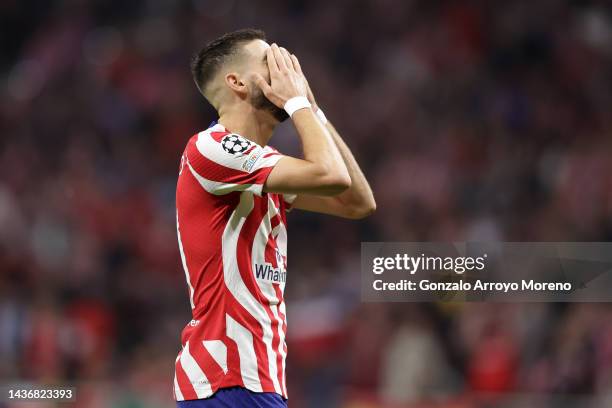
[173,123,293,401]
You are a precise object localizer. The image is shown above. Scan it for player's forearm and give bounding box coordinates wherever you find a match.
[325,121,376,215]
[292,109,350,186]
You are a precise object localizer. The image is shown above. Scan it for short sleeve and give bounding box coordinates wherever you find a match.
[185,130,283,196]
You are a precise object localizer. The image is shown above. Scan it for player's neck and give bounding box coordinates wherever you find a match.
[217,105,276,146]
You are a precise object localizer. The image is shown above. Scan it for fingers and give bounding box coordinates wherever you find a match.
[266,47,280,76]
[270,43,301,75]
[271,44,288,71]
[251,73,273,95]
[252,73,284,108]
[290,54,303,75]
[279,47,295,71]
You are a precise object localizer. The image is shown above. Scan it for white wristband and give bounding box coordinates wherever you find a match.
[284,96,311,117]
[315,108,328,125]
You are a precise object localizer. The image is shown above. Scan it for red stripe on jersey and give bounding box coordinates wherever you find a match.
[273,285,288,342]
[177,164,239,318]
[210,131,229,142]
[221,167,272,186]
[175,353,198,400]
[222,326,245,388]
[270,213,281,230]
[263,152,281,158]
[190,341,227,383]
[244,145,257,155]
[264,232,279,269]
[279,197,290,225]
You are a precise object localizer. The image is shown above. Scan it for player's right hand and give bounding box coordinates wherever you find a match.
[252,43,308,109]
[286,51,319,112]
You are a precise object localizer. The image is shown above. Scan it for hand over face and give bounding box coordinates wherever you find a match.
[251,43,308,109]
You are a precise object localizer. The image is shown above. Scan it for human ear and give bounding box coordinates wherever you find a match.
[224,72,248,96]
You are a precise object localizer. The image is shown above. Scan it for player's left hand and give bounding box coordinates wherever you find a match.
[280,48,319,112]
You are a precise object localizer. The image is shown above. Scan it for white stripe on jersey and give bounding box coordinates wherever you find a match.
[221,192,282,394]
[180,341,213,398]
[176,211,195,309]
[226,314,262,392]
[271,303,288,396]
[203,340,228,374]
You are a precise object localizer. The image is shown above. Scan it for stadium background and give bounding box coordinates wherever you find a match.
[1,0,612,407]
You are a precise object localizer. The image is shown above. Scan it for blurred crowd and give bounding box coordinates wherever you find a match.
[1,0,612,407]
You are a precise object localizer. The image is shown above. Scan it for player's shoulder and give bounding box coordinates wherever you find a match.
[189,124,286,160]
[191,123,231,148]
[184,124,281,178]
[192,124,260,156]
[187,125,251,159]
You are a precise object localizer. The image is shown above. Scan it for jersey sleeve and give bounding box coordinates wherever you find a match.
[185,131,284,196]
[282,193,297,212]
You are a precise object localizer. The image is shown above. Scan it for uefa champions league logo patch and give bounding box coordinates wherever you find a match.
[221,134,251,155]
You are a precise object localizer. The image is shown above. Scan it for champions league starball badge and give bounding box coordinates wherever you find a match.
[221,134,252,155]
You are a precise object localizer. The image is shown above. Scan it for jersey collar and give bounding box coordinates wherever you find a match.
[208,120,229,133]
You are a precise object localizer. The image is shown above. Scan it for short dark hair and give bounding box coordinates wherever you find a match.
[190,28,266,96]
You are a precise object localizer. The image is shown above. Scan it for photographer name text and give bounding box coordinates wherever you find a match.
[373,279,572,292]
